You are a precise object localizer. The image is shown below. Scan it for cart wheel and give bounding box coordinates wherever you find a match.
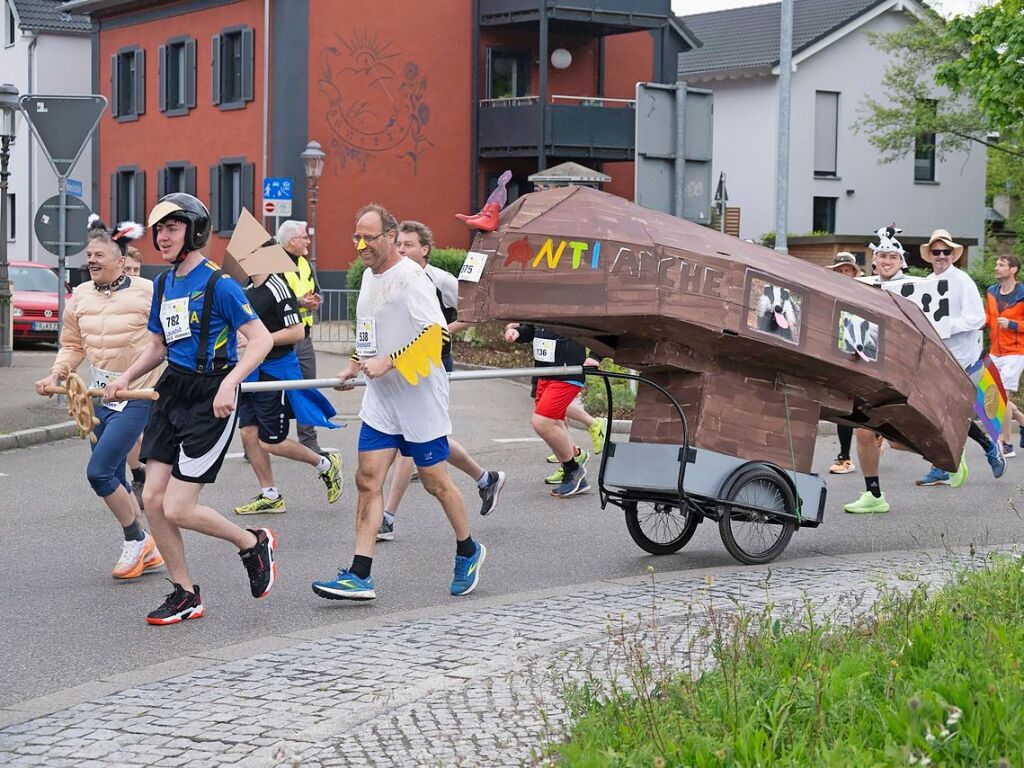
[718,467,796,565]
[624,500,700,555]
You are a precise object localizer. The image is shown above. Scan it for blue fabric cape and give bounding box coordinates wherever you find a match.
[244,351,341,429]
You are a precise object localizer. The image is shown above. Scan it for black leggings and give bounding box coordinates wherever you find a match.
[837,424,854,459]
[967,421,994,452]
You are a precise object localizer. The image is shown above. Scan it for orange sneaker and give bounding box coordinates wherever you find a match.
[828,458,855,474]
[112,534,156,579]
[142,544,164,573]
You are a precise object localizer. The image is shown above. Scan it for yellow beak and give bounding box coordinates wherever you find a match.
[356,237,367,251]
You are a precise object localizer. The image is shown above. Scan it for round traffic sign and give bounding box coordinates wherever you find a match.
[33,194,93,257]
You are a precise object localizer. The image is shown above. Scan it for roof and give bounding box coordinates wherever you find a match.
[529,162,611,184]
[12,0,91,33]
[677,0,890,78]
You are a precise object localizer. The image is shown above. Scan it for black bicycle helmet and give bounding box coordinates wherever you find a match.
[148,193,211,262]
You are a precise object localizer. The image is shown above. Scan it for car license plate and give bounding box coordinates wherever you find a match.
[32,322,58,331]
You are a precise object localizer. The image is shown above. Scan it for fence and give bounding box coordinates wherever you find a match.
[310,289,358,353]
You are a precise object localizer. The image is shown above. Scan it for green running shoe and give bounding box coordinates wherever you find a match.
[950,451,968,488]
[544,448,589,484]
[589,417,608,454]
[544,467,564,485]
[234,494,287,515]
[320,452,344,504]
[843,491,889,515]
[547,446,580,464]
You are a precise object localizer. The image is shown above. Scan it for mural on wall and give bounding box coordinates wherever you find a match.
[318,28,432,174]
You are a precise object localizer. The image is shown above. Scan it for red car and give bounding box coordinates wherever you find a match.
[11,261,69,344]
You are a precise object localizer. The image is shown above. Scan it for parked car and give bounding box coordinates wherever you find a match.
[11,261,68,344]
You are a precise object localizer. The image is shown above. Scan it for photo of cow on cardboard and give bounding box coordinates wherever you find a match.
[748,279,802,344]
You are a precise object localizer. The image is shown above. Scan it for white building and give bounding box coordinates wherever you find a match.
[678,0,986,263]
[2,0,91,265]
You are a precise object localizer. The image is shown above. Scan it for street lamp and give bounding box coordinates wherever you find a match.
[0,83,22,368]
[300,139,326,273]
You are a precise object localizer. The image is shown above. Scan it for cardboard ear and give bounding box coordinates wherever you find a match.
[223,208,298,283]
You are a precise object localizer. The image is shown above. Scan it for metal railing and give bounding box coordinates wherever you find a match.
[479,94,636,108]
[310,288,358,350]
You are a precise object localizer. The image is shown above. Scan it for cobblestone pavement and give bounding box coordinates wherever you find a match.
[0,547,1012,767]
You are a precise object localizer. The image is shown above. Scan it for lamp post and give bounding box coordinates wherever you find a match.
[0,83,22,368]
[300,140,326,274]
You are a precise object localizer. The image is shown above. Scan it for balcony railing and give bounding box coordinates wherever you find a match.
[480,0,671,30]
[478,94,636,160]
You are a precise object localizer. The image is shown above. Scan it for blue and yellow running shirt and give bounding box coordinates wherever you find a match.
[147,258,258,372]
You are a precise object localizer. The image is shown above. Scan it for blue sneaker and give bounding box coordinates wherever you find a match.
[451,542,486,596]
[986,443,1006,478]
[915,467,950,486]
[551,465,590,497]
[312,569,376,600]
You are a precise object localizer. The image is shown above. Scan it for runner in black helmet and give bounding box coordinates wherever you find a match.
[105,193,278,625]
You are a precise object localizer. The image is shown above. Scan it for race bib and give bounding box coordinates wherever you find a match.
[356,317,378,357]
[458,251,488,283]
[533,337,557,362]
[160,297,191,343]
[89,364,127,413]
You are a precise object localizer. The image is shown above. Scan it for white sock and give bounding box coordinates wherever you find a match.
[262,487,280,500]
[476,470,490,488]
[316,456,331,472]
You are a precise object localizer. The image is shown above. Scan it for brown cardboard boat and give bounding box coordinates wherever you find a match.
[458,185,973,473]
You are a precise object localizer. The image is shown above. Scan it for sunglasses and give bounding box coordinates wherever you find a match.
[351,232,387,245]
[930,248,953,256]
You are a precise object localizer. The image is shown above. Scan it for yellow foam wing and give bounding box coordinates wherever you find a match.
[392,324,444,385]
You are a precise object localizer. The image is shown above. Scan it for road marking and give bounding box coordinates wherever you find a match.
[0,472,8,477]
[492,437,544,443]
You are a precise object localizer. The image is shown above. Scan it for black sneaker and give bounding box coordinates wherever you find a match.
[479,470,506,516]
[240,528,277,599]
[146,582,204,626]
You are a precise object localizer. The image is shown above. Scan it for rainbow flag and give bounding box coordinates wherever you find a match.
[965,356,1007,445]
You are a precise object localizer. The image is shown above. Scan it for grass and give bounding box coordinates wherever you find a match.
[550,556,1024,767]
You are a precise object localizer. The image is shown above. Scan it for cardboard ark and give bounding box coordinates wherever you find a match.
[459,186,975,473]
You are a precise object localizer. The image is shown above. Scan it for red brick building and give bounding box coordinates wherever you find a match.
[62,0,697,284]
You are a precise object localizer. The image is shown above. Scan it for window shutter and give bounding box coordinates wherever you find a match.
[157,44,167,113]
[209,164,221,232]
[110,55,120,117]
[242,162,255,214]
[186,38,197,108]
[241,27,255,102]
[185,165,197,196]
[157,167,166,198]
[109,172,118,222]
[134,48,146,116]
[133,170,146,223]
[211,34,221,105]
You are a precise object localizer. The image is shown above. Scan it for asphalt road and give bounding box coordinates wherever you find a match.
[2,376,1023,705]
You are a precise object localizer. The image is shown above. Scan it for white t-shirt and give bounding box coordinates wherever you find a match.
[356,257,451,442]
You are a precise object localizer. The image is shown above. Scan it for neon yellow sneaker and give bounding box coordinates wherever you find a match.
[589,417,608,454]
[544,467,564,485]
[547,447,580,464]
[843,491,889,514]
[544,448,589,484]
[234,494,287,515]
[320,452,344,504]
[950,452,968,489]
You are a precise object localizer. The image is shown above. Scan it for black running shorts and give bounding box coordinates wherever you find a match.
[238,380,292,445]
[141,365,238,484]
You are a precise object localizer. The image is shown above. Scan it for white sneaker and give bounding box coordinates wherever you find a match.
[112,533,159,579]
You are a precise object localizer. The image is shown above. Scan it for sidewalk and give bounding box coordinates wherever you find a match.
[0,546,1006,767]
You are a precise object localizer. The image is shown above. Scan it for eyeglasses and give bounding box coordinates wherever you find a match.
[351,232,387,245]
[930,248,953,256]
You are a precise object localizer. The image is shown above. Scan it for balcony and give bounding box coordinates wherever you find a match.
[479,0,671,33]
[478,95,636,160]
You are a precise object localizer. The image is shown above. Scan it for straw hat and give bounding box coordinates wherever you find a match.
[920,229,964,264]
[826,252,862,276]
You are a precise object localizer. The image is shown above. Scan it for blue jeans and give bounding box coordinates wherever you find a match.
[87,399,151,498]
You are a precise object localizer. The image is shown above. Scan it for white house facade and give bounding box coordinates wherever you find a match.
[678,0,986,260]
[2,0,92,266]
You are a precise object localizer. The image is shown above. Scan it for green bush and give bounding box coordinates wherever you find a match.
[345,248,468,318]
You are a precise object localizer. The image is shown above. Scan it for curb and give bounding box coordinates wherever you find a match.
[0,421,79,452]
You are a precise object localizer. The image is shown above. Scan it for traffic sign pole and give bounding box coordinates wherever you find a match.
[57,178,67,347]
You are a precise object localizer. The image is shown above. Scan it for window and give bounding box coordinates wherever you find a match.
[914,100,937,182]
[158,37,197,115]
[209,158,254,235]
[5,0,16,47]
[111,46,145,121]
[212,26,254,109]
[487,49,530,100]
[813,91,839,177]
[5,192,13,241]
[157,161,196,197]
[110,166,146,223]
[812,197,837,233]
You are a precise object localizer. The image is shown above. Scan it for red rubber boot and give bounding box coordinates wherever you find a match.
[455,202,500,232]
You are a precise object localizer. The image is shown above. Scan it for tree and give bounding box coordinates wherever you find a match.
[855,0,1024,162]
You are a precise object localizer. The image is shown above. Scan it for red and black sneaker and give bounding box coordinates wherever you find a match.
[240,528,277,599]
[146,582,204,625]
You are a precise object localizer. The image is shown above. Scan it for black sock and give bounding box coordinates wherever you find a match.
[456,536,476,558]
[865,476,881,498]
[562,458,579,475]
[350,555,372,580]
[968,421,993,452]
[131,465,146,483]
[123,520,145,542]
